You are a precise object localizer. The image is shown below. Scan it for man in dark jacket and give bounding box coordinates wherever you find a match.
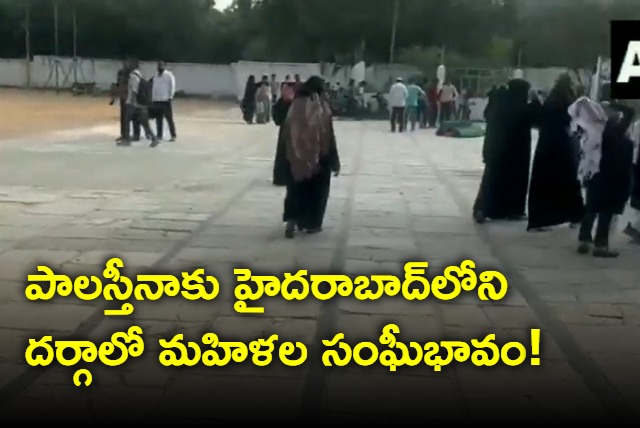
[578,103,635,257]
[118,59,158,147]
[624,115,640,242]
[111,59,142,142]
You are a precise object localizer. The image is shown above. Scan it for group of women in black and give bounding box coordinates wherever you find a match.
[241,75,298,124]
[473,74,637,257]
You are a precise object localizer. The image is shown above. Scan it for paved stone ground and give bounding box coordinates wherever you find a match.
[0,110,639,421]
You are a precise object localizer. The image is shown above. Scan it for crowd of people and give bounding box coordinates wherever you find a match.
[247,74,472,129]
[110,64,640,254]
[386,77,470,132]
[242,75,374,122]
[110,59,178,147]
[473,73,640,258]
[241,74,301,124]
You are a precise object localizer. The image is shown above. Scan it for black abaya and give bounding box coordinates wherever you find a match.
[272,100,340,229]
[241,81,258,124]
[474,87,511,219]
[285,165,332,229]
[283,128,339,229]
[527,95,584,230]
[632,141,640,210]
[272,98,293,186]
[499,79,534,218]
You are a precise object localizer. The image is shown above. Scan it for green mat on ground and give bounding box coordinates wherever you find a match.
[454,125,485,138]
[440,120,473,128]
[436,120,485,138]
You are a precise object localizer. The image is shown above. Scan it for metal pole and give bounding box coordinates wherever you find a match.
[73,8,77,83]
[54,1,59,93]
[24,4,31,87]
[517,48,522,68]
[389,0,399,63]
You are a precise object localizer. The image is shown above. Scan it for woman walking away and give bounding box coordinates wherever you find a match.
[573,99,635,257]
[501,78,536,220]
[272,81,296,186]
[527,74,583,231]
[473,86,509,223]
[278,76,340,239]
[241,75,258,124]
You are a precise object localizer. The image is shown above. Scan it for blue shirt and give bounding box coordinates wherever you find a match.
[406,84,424,107]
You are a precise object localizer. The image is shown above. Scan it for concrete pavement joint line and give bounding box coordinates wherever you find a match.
[148,308,227,416]
[409,134,638,421]
[297,124,364,420]
[0,172,267,408]
[392,141,472,419]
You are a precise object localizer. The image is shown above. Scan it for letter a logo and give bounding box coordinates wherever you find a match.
[611,20,640,99]
[616,41,640,83]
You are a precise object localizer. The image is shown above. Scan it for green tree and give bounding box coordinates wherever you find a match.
[0,0,623,68]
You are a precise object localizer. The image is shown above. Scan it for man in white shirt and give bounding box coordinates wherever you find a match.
[439,80,458,122]
[270,74,279,103]
[151,61,177,141]
[388,77,408,132]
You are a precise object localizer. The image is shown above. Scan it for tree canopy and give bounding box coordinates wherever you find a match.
[0,0,637,68]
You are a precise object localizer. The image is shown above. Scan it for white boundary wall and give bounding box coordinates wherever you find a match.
[0,56,591,101]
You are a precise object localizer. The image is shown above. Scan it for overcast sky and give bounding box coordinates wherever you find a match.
[215,0,233,10]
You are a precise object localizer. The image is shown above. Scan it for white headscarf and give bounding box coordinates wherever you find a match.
[568,96,608,185]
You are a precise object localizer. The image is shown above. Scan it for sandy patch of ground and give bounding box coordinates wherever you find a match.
[0,88,235,139]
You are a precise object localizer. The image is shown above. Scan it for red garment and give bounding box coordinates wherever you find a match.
[427,86,439,103]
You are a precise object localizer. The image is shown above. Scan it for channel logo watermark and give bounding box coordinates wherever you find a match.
[611,20,640,99]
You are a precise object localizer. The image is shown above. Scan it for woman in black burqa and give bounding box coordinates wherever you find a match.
[241,75,258,124]
[463,79,537,224]
[527,75,584,231]
[502,78,536,219]
[272,76,340,238]
[473,85,510,222]
[272,81,296,186]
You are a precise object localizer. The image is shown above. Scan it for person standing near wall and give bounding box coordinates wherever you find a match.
[388,77,408,132]
[270,74,279,103]
[151,61,177,141]
[119,59,159,147]
[112,59,134,142]
[405,80,426,131]
[426,79,439,128]
[417,80,428,128]
[457,88,470,120]
[255,76,272,124]
[439,80,458,122]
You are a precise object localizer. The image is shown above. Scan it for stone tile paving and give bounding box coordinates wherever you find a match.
[0,117,637,421]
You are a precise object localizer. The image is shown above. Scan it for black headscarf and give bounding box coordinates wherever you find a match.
[296,76,325,98]
[507,79,531,106]
[243,75,257,102]
[485,85,508,122]
[546,74,576,107]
